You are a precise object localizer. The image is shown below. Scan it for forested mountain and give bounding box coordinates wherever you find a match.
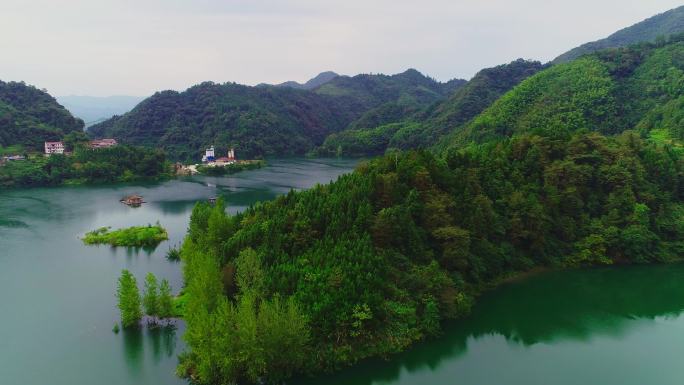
[446,34,684,147]
[89,70,463,160]
[316,59,544,156]
[178,37,684,385]
[271,71,339,90]
[0,81,84,150]
[553,5,684,64]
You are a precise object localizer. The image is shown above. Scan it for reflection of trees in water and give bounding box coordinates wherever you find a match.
[148,325,178,363]
[124,325,178,370]
[294,264,684,385]
[122,327,143,374]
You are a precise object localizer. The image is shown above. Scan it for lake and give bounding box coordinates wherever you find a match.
[2,158,684,385]
[0,158,359,385]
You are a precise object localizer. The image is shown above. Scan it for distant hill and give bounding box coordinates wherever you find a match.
[316,59,543,156]
[57,95,146,127]
[271,71,339,90]
[89,70,464,160]
[447,36,684,147]
[0,81,84,150]
[553,5,684,64]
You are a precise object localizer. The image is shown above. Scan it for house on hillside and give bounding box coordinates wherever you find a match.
[89,139,118,149]
[44,141,65,155]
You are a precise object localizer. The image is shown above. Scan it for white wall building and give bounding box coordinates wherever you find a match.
[45,141,65,155]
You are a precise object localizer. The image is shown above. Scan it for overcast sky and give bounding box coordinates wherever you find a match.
[1,0,682,96]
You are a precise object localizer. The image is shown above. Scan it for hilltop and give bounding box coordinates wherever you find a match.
[270,71,339,90]
[316,59,544,156]
[0,81,84,151]
[553,5,684,64]
[89,70,465,160]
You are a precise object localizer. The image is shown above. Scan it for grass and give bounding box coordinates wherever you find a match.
[82,224,168,247]
[172,291,188,318]
[0,144,25,156]
[649,128,684,154]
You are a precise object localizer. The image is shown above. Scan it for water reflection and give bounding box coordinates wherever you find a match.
[122,328,143,375]
[294,264,684,385]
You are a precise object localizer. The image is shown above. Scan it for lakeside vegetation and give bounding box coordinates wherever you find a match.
[116,270,175,328]
[83,224,168,247]
[196,160,266,176]
[0,145,172,188]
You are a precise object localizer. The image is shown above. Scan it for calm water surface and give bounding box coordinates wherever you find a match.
[0,158,358,385]
[2,158,684,385]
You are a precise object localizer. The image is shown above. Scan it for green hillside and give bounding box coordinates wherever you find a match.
[89,70,464,161]
[316,59,544,156]
[0,81,84,150]
[177,36,684,385]
[553,5,684,64]
[445,35,684,148]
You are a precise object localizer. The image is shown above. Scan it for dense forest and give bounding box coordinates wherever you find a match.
[0,145,170,188]
[177,37,684,384]
[179,131,684,384]
[89,70,465,161]
[316,59,544,156]
[553,5,684,63]
[447,34,684,148]
[0,80,84,150]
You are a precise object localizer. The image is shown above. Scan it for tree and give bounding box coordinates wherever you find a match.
[116,269,142,328]
[143,272,159,320]
[158,278,174,319]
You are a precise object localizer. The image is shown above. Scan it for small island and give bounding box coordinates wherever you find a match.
[82,224,168,247]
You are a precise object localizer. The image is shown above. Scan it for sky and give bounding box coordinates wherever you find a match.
[1,0,682,96]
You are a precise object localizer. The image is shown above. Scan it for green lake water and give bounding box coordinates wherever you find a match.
[2,158,684,385]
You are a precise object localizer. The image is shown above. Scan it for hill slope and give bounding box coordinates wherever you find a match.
[553,5,684,64]
[0,81,84,150]
[446,36,684,147]
[316,59,543,156]
[272,71,339,90]
[89,70,463,160]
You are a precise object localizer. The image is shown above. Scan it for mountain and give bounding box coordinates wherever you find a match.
[448,35,684,147]
[272,71,339,90]
[553,5,684,64]
[89,70,464,160]
[0,81,84,150]
[178,38,684,385]
[56,95,146,127]
[316,59,543,156]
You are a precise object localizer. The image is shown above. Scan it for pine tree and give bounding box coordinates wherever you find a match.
[158,278,174,319]
[116,269,142,328]
[143,272,159,320]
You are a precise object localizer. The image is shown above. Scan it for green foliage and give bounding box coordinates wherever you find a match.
[196,160,265,176]
[180,127,684,383]
[88,70,463,160]
[143,273,159,319]
[0,145,170,188]
[317,60,544,156]
[82,224,168,247]
[0,80,84,150]
[116,269,143,328]
[158,279,174,319]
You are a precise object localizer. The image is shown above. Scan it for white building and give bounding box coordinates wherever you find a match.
[44,141,65,155]
[202,146,215,163]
